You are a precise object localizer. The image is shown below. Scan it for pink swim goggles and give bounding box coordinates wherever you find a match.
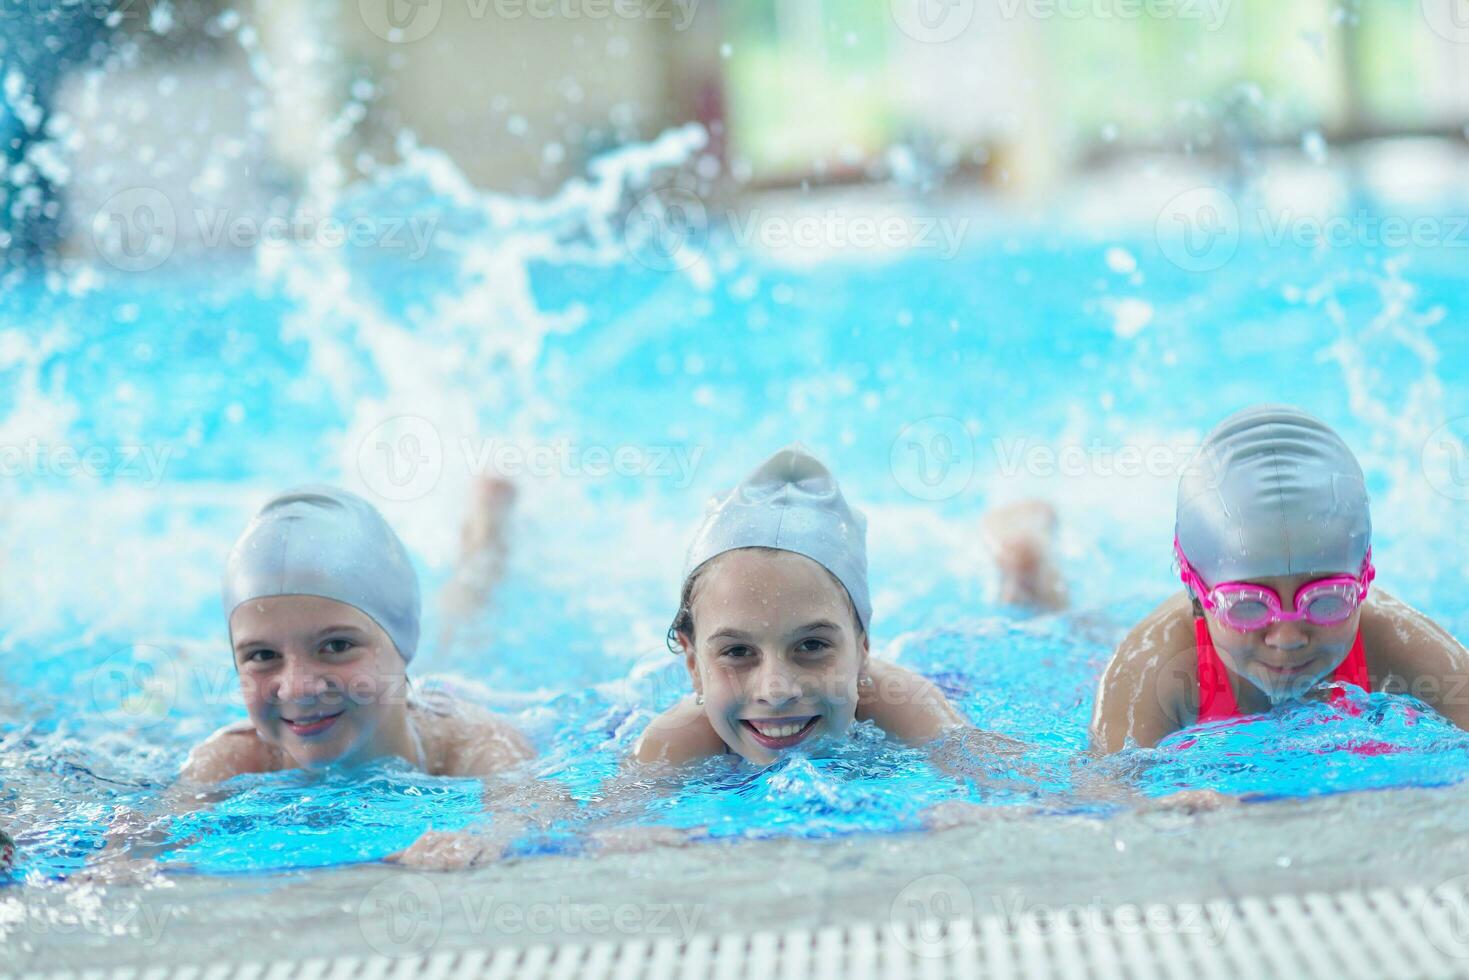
[1174,536,1375,632]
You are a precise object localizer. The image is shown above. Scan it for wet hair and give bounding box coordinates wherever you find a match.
[666,547,866,653]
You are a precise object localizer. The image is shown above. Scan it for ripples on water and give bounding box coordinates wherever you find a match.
[8,606,1469,879]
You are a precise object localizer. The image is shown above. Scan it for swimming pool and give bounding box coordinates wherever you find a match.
[4,131,1469,973]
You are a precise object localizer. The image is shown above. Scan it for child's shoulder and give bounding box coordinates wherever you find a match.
[1359,589,1469,675]
[1090,593,1203,750]
[633,696,726,765]
[857,658,965,742]
[1105,593,1200,707]
[1115,591,1197,658]
[180,721,280,784]
[411,692,535,777]
[1359,588,1429,640]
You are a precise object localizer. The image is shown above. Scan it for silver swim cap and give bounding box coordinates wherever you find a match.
[684,445,871,629]
[223,486,421,663]
[1176,405,1371,584]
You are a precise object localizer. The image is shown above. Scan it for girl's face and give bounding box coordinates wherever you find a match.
[1203,571,1362,703]
[230,595,408,771]
[679,549,868,766]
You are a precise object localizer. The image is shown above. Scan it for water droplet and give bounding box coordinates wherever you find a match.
[1105,247,1137,275]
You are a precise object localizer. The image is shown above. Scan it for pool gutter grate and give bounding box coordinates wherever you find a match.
[14,881,1469,980]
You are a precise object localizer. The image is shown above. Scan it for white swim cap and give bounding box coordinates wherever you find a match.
[1176,405,1371,584]
[222,486,421,663]
[683,445,871,629]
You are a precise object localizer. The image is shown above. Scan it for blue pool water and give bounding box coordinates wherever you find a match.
[3,143,1469,882]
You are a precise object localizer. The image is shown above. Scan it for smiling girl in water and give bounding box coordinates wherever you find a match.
[635,445,1010,768]
[1091,405,1469,753]
[183,486,533,782]
[80,487,547,875]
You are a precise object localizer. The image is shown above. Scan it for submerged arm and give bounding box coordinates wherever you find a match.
[82,725,265,881]
[858,659,1036,785]
[388,712,555,871]
[387,775,575,871]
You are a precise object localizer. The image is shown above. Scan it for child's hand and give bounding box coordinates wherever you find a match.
[589,825,695,855]
[1144,789,1239,814]
[387,830,508,871]
[70,850,170,886]
[925,727,1036,788]
[919,800,1033,831]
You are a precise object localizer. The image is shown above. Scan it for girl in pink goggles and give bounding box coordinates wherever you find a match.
[1091,404,1469,756]
[1173,536,1375,633]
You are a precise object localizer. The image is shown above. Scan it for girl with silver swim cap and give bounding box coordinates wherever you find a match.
[1092,405,1469,754]
[636,445,1020,770]
[169,486,543,870]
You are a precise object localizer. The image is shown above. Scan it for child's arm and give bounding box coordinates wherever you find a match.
[858,659,1035,784]
[446,713,536,777]
[82,724,265,881]
[923,724,1033,787]
[388,713,551,871]
[1089,595,1196,754]
[387,775,574,871]
[581,760,708,855]
[177,722,275,783]
[1362,591,1469,730]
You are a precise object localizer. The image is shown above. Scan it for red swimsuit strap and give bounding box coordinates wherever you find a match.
[1194,619,1368,724]
[1194,617,1240,723]
[1334,629,1369,692]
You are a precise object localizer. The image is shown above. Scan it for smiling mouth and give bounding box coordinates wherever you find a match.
[281,710,344,736]
[1258,661,1314,678]
[741,716,821,750]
